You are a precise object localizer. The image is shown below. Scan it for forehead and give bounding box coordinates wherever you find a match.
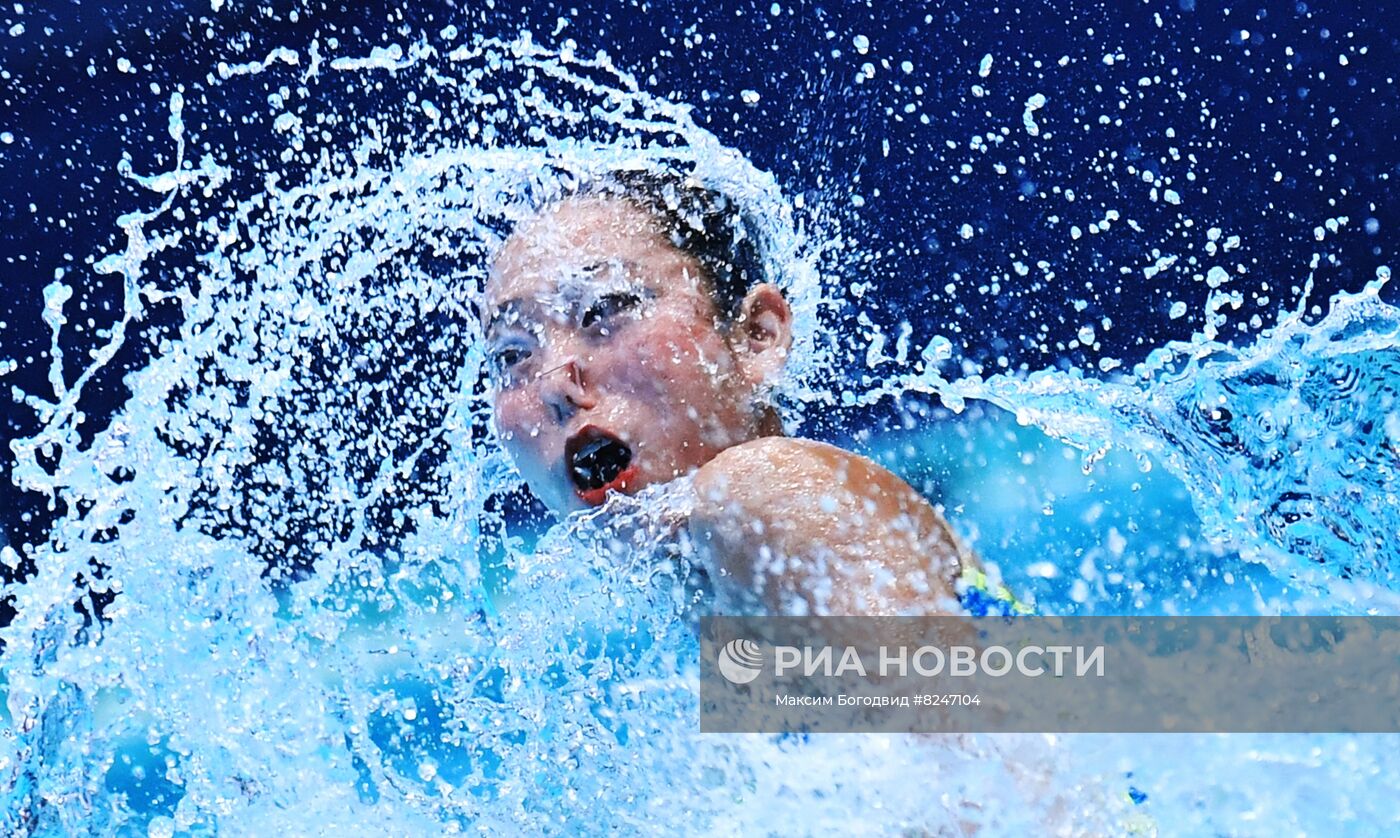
[486,195,701,310]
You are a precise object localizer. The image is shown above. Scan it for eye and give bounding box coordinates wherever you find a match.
[488,344,532,383]
[581,291,642,331]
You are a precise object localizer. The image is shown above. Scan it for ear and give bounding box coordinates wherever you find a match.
[731,283,792,386]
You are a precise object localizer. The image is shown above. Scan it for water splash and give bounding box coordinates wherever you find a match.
[866,269,1400,597]
[2,27,1399,837]
[0,33,1049,835]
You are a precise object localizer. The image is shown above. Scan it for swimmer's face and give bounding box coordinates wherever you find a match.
[484,195,791,515]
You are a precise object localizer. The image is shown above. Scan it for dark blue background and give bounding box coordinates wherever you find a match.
[1,0,1396,559]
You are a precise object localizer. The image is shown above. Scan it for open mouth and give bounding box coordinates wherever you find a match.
[565,425,638,505]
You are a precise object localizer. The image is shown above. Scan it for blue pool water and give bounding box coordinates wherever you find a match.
[1,3,1398,834]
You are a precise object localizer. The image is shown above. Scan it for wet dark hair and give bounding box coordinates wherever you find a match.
[560,169,769,321]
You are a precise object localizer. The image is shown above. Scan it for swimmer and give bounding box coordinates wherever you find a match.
[483,170,1013,617]
[480,173,1144,831]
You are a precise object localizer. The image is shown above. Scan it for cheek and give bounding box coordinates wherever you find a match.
[613,319,733,399]
[492,390,543,446]
[607,323,748,453]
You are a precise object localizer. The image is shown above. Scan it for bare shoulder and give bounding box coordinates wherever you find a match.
[689,436,969,615]
[694,437,861,495]
[694,437,944,530]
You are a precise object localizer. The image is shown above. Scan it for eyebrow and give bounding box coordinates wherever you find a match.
[483,260,651,336]
[485,298,526,338]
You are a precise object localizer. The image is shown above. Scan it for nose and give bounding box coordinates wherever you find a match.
[538,357,596,423]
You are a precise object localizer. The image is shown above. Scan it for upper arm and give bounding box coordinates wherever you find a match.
[687,438,968,616]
